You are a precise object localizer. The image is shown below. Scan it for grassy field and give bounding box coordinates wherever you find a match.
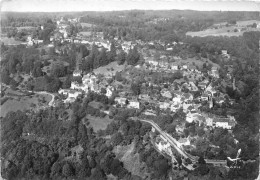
[93,61,125,77]
[80,23,95,28]
[186,20,260,37]
[17,26,36,31]
[1,89,52,117]
[186,27,243,37]
[1,37,25,45]
[78,31,92,37]
[86,115,113,132]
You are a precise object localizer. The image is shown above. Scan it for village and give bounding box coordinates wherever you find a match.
[1,15,247,174]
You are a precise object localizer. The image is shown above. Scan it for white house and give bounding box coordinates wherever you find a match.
[115,97,127,106]
[128,100,140,109]
[161,89,172,99]
[73,70,82,77]
[170,103,181,112]
[201,94,209,101]
[171,65,179,70]
[159,102,170,110]
[106,86,114,98]
[213,116,236,129]
[206,117,213,126]
[148,59,159,66]
[182,65,188,69]
[198,82,207,90]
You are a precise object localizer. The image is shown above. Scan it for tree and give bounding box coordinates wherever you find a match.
[62,163,74,177]
[117,50,126,65]
[62,76,71,89]
[131,82,141,95]
[1,69,11,85]
[126,46,140,65]
[111,132,123,146]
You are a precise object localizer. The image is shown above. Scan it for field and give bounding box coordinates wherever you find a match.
[80,23,95,28]
[186,20,260,37]
[0,88,52,117]
[86,115,113,132]
[78,31,92,37]
[186,27,243,37]
[93,61,125,77]
[16,26,36,31]
[0,37,25,45]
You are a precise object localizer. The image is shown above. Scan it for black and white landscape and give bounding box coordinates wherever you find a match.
[0,0,259,180]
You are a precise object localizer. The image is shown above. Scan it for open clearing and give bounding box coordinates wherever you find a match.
[93,61,125,77]
[86,114,113,132]
[78,31,92,37]
[186,20,260,37]
[0,37,25,45]
[80,23,95,28]
[1,88,52,117]
[186,27,243,37]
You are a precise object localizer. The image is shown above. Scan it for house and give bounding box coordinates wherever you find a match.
[189,82,198,91]
[201,94,209,101]
[71,81,88,92]
[73,70,82,77]
[148,59,159,66]
[159,102,170,110]
[206,117,213,126]
[139,94,150,101]
[221,50,230,58]
[182,65,188,69]
[106,86,114,98]
[214,118,232,129]
[178,137,191,146]
[115,97,127,106]
[161,89,172,99]
[170,103,181,112]
[59,89,82,103]
[128,100,140,109]
[212,116,236,129]
[205,84,216,96]
[171,64,179,70]
[215,97,225,105]
[182,93,193,102]
[198,82,207,90]
[182,103,193,113]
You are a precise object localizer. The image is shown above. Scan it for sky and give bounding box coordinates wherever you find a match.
[0,0,260,12]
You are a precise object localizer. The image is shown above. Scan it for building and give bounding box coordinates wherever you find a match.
[159,102,170,110]
[128,100,140,109]
[161,89,172,99]
[201,94,209,101]
[198,82,207,90]
[115,97,127,106]
[106,86,114,98]
[213,116,236,129]
[73,70,82,77]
